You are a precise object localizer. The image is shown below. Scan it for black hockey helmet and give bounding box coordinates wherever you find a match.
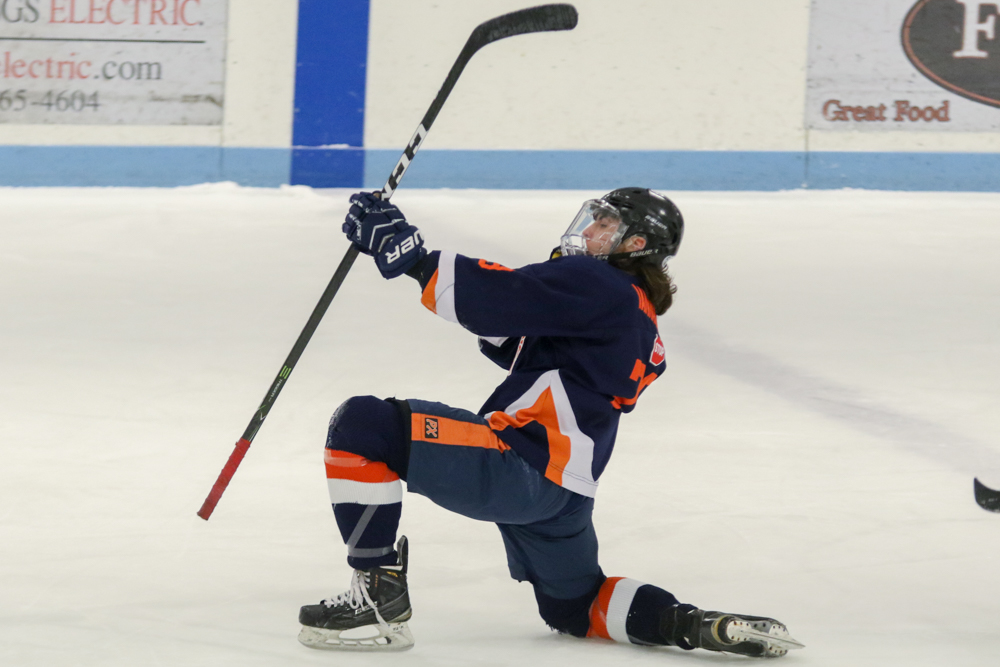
[559,187,684,262]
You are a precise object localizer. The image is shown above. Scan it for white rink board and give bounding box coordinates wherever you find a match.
[365,0,811,151]
[2,186,1000,666]
[4,0,1000,155]
[0,0,228,125]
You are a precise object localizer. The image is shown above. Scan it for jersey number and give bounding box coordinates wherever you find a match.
[611,359,658,409]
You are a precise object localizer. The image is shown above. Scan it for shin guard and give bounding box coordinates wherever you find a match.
[326,449,402,569]
[324,395,410,570]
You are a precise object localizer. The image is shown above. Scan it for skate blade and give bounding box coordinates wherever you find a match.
[726,620,804,658]
[298,622,414,652]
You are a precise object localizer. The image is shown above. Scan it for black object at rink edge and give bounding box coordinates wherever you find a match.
[974,478,1000,513]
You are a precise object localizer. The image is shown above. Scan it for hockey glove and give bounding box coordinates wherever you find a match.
[342,192,427,279]
[375,225,427,279]
[343,192,408,256]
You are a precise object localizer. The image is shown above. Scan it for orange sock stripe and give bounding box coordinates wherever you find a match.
[324,449,399,483]
[586,577,623,639]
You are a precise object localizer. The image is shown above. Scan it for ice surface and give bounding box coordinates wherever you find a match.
[2,184,999,666]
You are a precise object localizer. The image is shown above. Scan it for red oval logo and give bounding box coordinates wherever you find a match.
[902,0,1000,108]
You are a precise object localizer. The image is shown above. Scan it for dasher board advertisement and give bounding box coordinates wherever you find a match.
[807,0,1000,131]
[0,0,227,125]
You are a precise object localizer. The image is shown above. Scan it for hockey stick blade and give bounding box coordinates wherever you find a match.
[974,478,1000,512]
[196,5,577,521]
[383,4,577,197]
[471,4,578,47]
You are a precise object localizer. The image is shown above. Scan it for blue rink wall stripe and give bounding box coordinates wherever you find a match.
[290,0,370,186]
[2,146,1000,190]
[362,149,1000,192]
[806,151,1000,191]
[0,146,292,188]
[362,150,806,191]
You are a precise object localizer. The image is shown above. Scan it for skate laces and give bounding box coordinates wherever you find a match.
[322,570,390,630]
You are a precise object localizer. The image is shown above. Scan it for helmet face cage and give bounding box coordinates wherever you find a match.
[602,188,683,262]
[559,189,683,263]
[560,199,628,258]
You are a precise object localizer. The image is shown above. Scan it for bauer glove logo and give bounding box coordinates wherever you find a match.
[384,230,422,265]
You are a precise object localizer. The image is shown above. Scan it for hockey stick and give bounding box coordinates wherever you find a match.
[197,4,579,520]
[974,478,1000,512]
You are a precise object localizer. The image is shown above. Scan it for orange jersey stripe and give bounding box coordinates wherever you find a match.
[324,449,400,483]
[632,284,657,324]
[420,268,440,313]
[487,386,572,487]
[587,577,624,639]
[411,413,511,451]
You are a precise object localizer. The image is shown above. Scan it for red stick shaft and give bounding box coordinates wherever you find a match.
[197,438,251,520]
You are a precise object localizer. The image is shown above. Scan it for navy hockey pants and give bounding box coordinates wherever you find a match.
[324,395,685,643]
[325,395,603,599]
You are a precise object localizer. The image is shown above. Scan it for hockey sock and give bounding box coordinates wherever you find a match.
[587,577,692,648]
[325,449,402,569]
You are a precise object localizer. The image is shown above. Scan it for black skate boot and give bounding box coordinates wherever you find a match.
[298,536,413,651]
[663,604,804,658]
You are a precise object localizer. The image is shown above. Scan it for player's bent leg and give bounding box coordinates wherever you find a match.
[324,395,409,569]
[299,396,414,652]
[405,399,574,523]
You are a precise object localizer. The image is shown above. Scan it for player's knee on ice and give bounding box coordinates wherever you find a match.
[533,579,605,637]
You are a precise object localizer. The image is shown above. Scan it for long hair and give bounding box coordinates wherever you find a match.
[610,256,677,315]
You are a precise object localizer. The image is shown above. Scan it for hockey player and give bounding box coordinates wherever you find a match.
[297,188,803,657]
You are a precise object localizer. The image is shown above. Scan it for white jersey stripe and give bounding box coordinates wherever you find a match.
[545,371,597,495]
[493,369,598,497]
[606,578,644,644]
[327,478,403,505]
[435,251,458,324]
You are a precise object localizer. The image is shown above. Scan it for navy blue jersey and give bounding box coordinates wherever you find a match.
[412,251,666,497]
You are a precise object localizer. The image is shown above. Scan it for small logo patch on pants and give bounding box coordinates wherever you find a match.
[424,417,439,439]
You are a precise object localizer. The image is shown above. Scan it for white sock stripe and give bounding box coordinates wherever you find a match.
[436,251,458,324]
[327,478,403,505]
[606,578,644,644]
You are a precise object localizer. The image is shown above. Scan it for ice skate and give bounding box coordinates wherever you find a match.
[667,606,804,658]
[298,536,413,651]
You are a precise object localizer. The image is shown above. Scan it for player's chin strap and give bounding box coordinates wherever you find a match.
[549,245,669,265]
